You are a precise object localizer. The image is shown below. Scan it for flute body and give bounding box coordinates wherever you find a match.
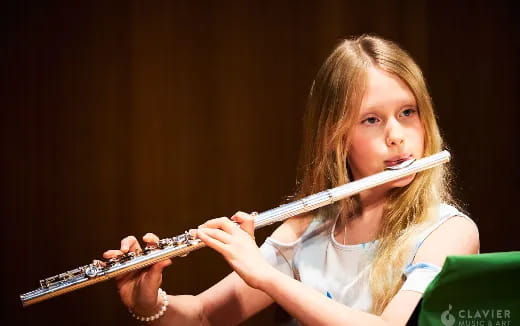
[19,150,450,307]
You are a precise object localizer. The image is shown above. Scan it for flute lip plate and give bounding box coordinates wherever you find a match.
[384,158,416,170]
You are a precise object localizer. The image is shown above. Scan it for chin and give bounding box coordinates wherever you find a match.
[389,174,416,188]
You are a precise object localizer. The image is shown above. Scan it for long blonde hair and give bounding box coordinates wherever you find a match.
[294,35,456,314]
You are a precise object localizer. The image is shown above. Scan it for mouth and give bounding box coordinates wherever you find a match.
[384,155,414,168]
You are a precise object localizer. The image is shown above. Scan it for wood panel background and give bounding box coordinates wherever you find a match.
[1,1,518,325]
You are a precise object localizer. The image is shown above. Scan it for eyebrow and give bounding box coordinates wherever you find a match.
[359,101,417,115]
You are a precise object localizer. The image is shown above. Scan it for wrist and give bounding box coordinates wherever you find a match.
[132,294,163,317]
[255,264,283,293]
[129,288,169,322]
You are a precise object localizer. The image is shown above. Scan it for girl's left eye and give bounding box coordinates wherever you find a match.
[400,108,417,117]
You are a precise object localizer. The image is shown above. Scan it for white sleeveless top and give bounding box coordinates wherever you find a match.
[260,203,472,313]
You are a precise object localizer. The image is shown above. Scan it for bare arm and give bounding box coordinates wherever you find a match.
[194,214,315,325]
[104,213,275,326]
[146,272,273,326]
[199,214,479,326]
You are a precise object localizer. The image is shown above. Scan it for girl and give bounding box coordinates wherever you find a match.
[103,35,479,325]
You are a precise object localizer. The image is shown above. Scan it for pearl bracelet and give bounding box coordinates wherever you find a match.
[129,288,169,323]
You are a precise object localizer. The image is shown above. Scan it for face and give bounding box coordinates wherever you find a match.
[347,67,424,188]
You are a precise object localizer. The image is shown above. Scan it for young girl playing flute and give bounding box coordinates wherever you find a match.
[104,34,479,326]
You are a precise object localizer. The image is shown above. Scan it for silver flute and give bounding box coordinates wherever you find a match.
[20,150,450,307]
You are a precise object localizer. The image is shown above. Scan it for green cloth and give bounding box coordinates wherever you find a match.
[419,252,520,326]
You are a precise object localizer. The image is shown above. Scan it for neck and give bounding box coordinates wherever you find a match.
[355,186,388,222]
[335,187,388,244]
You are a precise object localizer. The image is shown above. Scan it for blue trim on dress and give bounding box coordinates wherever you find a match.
[404,262,441,277]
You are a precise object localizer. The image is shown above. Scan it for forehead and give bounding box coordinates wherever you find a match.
[360,67,416,114]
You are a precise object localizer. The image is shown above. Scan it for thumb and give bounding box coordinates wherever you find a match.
[145,259,172,286]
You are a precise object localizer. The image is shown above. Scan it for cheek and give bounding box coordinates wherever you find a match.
[349,134,382,171]
[413,123,425,153]
[349,135,373,160]
[350,127,380,150]
[403,118,425,153]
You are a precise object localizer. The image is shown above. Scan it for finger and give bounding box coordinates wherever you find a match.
[199,217,237,234]
[129,264,166,305]
[231,211,255,237]
[197,229,230,254]
[143,232,160,245]
[189,229,198,238]
[149,258,172,275]
[120,235,142,253]
[198,228,233,244]
[103,249,123,259]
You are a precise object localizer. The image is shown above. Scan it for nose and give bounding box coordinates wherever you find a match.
[386,119,405,147]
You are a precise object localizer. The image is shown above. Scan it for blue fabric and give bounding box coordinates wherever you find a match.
[404,262,442,277]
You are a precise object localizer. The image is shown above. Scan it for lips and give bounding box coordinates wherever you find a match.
[384,154,413,166]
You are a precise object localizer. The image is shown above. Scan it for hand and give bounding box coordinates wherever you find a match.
[196,211,275,289]
[103,233,172,316]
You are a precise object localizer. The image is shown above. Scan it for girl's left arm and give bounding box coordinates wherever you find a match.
[197,214,479,326]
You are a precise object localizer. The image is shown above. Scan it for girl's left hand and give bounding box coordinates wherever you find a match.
[196,211,275,289]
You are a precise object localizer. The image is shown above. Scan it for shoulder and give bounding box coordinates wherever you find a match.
[413,213,480,266]
[269,214,314,243]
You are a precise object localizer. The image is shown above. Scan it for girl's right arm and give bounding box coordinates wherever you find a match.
[103,232,274,326]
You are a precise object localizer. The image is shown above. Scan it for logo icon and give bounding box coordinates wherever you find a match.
[441,304,455,326]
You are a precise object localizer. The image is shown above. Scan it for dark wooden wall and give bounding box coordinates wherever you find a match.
[1,1,518,325]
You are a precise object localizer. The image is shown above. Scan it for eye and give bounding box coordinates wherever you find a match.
[400,108,417,118]
[361,116,380,125]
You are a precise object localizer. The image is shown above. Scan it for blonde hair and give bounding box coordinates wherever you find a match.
[294,35,456,314]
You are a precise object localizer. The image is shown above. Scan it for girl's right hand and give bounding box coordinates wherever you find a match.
[103,233,172,316]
